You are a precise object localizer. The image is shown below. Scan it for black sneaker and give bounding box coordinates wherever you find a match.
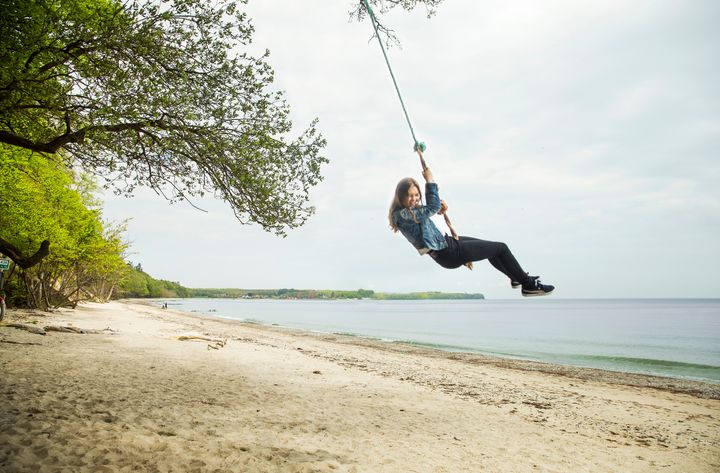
[521,278,555,297]
[511,274,537,289]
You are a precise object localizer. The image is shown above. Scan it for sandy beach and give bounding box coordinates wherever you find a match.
[0,300,718,472]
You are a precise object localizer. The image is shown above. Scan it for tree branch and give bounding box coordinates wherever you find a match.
[0,238,50,269]
[0,119,182,153]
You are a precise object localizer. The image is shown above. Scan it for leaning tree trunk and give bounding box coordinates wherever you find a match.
[0,238,50,269]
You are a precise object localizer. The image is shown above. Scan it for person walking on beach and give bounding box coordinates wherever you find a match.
[388,167,555,297]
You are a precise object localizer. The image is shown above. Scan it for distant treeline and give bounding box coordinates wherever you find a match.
[114,267,484,300]
[175,288,484,300]
[115,264,190,299]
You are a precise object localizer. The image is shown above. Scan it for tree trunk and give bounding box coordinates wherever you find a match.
[0,239,50,269]
[23,272,39,309]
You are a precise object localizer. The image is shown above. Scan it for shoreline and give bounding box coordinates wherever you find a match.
[1,300,719,472]
[153,298,720,398]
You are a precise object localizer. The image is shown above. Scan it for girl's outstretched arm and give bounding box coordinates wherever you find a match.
[421,167,434,183]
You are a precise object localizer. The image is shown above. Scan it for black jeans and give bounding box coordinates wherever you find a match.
[429,235,529,284]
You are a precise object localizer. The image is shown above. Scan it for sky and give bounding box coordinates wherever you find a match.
[102,0,720,299]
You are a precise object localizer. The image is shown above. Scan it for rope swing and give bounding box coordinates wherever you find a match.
[361,0,424,155]
[362,0,471,268]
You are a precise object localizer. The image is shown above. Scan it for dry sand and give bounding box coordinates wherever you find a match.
[1,300,718,472]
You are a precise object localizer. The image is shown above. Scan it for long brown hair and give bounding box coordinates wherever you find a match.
[388,177,422,232]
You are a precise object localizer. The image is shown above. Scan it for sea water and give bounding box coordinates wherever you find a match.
[160,298,720,383]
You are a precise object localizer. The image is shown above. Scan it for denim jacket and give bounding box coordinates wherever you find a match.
[393,182,448,254]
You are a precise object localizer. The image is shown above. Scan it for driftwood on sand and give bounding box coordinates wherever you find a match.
[0,339,42,346]
[176,335,227,350]
[3,323,48,335]
[2,323,116,336]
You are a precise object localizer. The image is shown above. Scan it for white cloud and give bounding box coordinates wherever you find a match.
[101,0,720,298]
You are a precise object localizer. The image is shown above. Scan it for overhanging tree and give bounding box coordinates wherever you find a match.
[0,0,327,236]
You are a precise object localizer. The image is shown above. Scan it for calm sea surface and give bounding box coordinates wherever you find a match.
[160,298,720,383]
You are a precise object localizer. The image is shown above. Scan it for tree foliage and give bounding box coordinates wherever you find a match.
[0,145,128,308]
[351,0,446,46]
[352,0,445,17]
[116,263,189,298]
[0,0,327,235]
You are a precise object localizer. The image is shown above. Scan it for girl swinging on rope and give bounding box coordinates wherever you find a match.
[361,0,554,295]
[389,165,555,297]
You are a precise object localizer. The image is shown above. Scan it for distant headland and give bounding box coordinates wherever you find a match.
[116,266,484,300]
[188,288,484,300]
